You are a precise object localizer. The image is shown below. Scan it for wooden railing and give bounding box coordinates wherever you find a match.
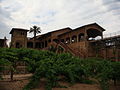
[58,42,85,58]
[45,41,85,58]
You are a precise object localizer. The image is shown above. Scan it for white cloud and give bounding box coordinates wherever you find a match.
[0,0,120,39]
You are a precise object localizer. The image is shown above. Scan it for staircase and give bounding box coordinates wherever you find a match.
[57,42,85,58]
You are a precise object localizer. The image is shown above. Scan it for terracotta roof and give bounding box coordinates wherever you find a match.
[30,27,72,39]
[49,27,72,33]
[10,28,29,34]
[41,27,72,36]
[74,23,105,31]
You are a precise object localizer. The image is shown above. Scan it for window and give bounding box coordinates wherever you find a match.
[48,39,51,43]
[72,35,77,43]
[66,37,70,44]
[45,41,48,47]
[78,33,84,41]
[61,39,64,43]
[21,32,24,35]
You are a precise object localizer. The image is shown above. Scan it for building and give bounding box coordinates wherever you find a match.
[0,37,8,48]
[10,28,29,48]
[10,23,120,61]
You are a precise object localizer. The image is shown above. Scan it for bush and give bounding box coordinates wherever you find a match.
[0,48,120,90]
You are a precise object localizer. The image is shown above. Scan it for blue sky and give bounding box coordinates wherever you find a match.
[0,0,120,39]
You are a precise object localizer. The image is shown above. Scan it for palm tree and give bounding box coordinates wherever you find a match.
[29,25,41,48]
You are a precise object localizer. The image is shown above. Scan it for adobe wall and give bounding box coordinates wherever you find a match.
[11,30,28,48]
[28,28,71,49]
[51,28,71,38]
[0,39,7,48]
[88,41,120,61]
[59,28,85,41]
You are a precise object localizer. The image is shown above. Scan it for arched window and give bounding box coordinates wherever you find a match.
[78,33,84,41]
[41,42,44,48]
[27,42,33,48]
[16,42,20,48]
[16,42,22,48]
[35,42,41,48]
[72,35,77,43]
[66,37,70,44]
[45,41,48,47]
[87,28,102,40]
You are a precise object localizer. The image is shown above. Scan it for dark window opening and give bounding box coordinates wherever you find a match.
[27,42,33,48]
[79,33,84,41]
[21,32,24,35]
[48,39,51,43]
[16,42,22,48]
[61,39,64,43]
[53,39,59,43]
[87,29,102,40]
[45,41,48,47]
[35,42,41,48]
[72,35,77,43]
[41,42,44,48]
[66,37,70,44]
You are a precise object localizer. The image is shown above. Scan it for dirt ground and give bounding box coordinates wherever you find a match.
[0,74,119,90]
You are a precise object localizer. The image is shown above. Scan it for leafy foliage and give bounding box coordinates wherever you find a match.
[0,48,120,90]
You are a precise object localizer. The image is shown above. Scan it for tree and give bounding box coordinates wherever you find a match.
[2,48,19,81]
[29,25,41,48]
[0,48,10,80]
[0,59,5,80]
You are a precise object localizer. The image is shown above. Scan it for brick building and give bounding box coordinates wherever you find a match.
[10,23,120,61]
[0,37,8,48]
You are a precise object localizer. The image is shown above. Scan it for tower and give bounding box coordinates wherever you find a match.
[10,28,29,48]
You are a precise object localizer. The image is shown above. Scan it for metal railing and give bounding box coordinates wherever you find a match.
[103,31,120,38]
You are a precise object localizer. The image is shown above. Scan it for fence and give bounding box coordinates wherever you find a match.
[103,31,120,38]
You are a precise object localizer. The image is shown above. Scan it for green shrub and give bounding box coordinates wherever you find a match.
[0,48,120,90]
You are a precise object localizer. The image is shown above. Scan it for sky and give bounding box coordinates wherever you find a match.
[0,0,120,39]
